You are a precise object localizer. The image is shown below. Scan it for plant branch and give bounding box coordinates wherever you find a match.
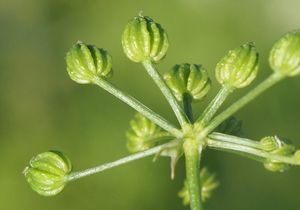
[142,59,190,127]
[197,73,284,139]
[183,138,203,210]
[183,94,193,123]
[206,137,298,165]
[208,132,263,150]
[67,140,180,182]
[93,77,182,137]
[196,86,232,126]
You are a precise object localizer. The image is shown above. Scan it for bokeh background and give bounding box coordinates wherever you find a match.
[1,0,300,209]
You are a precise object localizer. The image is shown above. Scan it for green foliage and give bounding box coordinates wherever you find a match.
[215,116,243,136]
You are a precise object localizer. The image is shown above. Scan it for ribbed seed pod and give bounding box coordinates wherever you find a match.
[23,151,72,196]
[215,43,259,89]
[126,113,170,153]
[269,30,300,77]
[66,42,113,84]
[178,168,219,205]
[122,15,169,63]
[262,136,295,172]
[260,136,282,152]
[164,63,211,102]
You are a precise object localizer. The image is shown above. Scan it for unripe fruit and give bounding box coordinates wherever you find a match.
[23,151,72,196]
[269,30,300,77]
[164,63,211,102]
[215,43,259,89]
[122,15,169,63]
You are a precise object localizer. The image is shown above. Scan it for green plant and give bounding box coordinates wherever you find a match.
[23,14,300,210]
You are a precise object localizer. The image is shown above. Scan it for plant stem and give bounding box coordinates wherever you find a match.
[67,140,179,182]
[183,94,193,123]
[93,77,182,138]
[183,138,203,210]
[196,86,232,126]
[142,59,190,127]
[197,73,284,139]
[206,138,298,165]
[208,132,263,150]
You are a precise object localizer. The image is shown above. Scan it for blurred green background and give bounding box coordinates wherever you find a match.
[1,0,300,209]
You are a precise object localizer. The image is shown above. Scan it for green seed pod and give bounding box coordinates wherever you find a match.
[269,30,300,77]
[126,113,170,153]
[178,168,219,205]
[164,63,211,102]
[66,42,113,84]
[262,137,295,172]
[260,136,281,152]
[122,14,169,63]
[23,151,72,196]
[215,43,259,89]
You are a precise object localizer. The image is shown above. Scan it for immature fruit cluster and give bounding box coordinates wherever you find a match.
[215,43,259,89]
[23,13,300,210]
[260,136,295,172]
[66,42,113,84]
[269,30,300,77]
[164,63,211,102]
[122,14,169,63]
[23,151,72,196]
[126,113,170,153]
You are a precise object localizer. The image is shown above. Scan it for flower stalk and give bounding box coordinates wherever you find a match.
[67,140,179,182]
[92,77,182,137]
[183,138,203,210]
[142,60,190,127]
[196,86,232,126]
[198,72,284,140]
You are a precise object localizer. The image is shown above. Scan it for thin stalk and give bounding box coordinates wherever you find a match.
[196,86,232,126]
[198,73,284,139]
[67,140,179,182]
[207,138,298,165]
[93,77,182,137]
[208,132,262,150]
[183,94,193,123]
[183,138,203,210]
[142,59,190,127]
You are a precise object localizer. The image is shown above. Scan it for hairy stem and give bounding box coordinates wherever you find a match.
[207,138,298,165]
[183,138,203,210]
[196,86,232,126]
[67,140,180,182]
[198,73,284,139]
[183,94,193,123]
[93,77,182,137]
[142,59,190,127]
